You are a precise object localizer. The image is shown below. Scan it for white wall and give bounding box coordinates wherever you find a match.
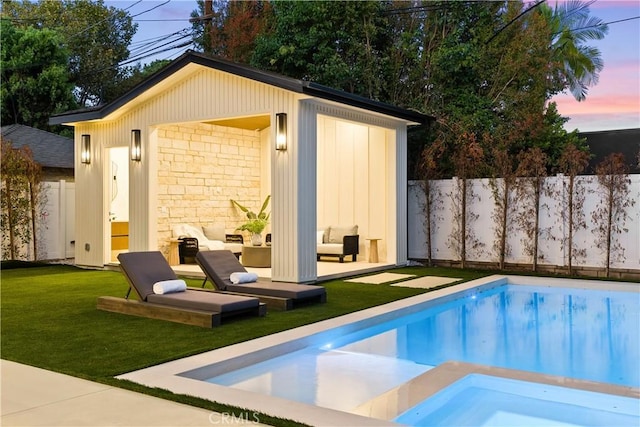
[35,181,75,260]
[408,175,640,271]
[317,115,389,260]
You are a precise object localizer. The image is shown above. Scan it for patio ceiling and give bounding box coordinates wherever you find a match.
[203,115,271,131]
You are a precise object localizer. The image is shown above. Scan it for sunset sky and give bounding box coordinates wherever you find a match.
[549,0,640,132]
[110,0,640,133]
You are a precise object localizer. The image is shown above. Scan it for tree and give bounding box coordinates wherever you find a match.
[2,0,137,106]
[191,0,273,64]
[110,60,172,100]
[1,20,76,130]
[489,144,517,270]
[515,147,549,271]
[421,1,565,176]
[1,138,43,260]
[239,0,606,172]
[557,143,590,275]
[532,102,587,172]
[416,138,445,266]
[251,0,388,98]
[592,153,634,277]
[538,0,608,101]
[449,132,484,269]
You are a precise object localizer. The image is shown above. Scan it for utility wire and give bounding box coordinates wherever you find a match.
[124,27,194,64]
[117,40,193,67]
[485,0,546,45]
[549,15,640,36]
[129,0,171,18]
[68,0,141,39]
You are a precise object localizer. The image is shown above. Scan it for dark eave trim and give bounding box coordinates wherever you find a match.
[303,82,430,124]
[50,51,432,125]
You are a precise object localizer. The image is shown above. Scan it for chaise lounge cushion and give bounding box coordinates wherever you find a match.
[119,251,180,301]
[146,291,258,313]
[196,250,326,301]
[118,251,261,313]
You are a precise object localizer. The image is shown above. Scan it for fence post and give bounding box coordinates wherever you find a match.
[58,180,67,262]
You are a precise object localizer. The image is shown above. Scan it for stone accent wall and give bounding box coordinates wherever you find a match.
[156,123,262,253]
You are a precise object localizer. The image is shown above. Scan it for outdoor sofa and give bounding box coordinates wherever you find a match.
[195,250,327,310]
[96,251,266,327]
[173,223,243,262]
[316,225,359,262]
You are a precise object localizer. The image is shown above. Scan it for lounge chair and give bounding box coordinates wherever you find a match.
[97,251,266,327]
[195,250,327,310]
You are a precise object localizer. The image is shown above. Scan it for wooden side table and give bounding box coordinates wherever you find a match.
[168,239,180,266]
[366,238,381,263]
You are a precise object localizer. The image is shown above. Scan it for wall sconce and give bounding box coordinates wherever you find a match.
[131,129,141,161]
[275,113,287,151]
[81,134,91,164]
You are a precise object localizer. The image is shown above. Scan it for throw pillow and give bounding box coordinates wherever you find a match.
[184,225,208,243]
[317,230,324,245]
[203,224,225,241]
[323,226,331,243]
[329,225,358,243]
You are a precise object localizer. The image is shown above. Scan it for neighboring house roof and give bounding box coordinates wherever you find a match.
[1,124,74,169]
[580,128,640,174]
[50,51,433,126]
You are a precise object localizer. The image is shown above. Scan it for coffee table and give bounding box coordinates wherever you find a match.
[241,245,271,268]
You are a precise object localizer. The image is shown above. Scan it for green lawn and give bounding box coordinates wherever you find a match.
[1,263,491,426]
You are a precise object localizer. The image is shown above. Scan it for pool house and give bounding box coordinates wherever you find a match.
[50,51,431,283]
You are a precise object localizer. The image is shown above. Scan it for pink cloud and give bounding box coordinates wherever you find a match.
[589,0,640,10]
[553,57,640,119]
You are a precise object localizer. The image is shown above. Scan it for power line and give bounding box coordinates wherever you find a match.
[68,0,141,39]
[486,0,546,45]
[551,15,640,36]
[129,0,171,18]
[131,18,193,22]
[117,39,193,67]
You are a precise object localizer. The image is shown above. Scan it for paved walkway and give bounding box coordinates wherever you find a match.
[1,360,264,426]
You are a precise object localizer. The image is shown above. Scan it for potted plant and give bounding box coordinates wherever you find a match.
[231,195,271,246]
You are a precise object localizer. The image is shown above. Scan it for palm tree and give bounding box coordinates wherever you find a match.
[540,0,608,101]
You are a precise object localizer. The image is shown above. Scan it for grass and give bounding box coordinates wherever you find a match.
[1,263,491,426]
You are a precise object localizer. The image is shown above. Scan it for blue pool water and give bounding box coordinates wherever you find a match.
[207,284,639,416]
[394,374,640,426]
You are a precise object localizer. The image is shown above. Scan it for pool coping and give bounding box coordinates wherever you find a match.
[117,275,640,427]
[353,360,640,421]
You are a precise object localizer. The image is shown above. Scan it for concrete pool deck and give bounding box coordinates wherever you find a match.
[1,360,265,426]
[116,275,640,427]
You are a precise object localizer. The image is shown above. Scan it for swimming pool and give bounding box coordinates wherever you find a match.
[393,374,640,427]
[119,275,640,426]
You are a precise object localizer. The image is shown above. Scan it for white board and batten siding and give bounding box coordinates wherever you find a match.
[72,65,308,269]
[312,99,410,268]
[69,63,415,283]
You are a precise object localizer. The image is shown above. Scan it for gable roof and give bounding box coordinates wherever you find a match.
[50,51,432,126]
[1,124,74,169]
